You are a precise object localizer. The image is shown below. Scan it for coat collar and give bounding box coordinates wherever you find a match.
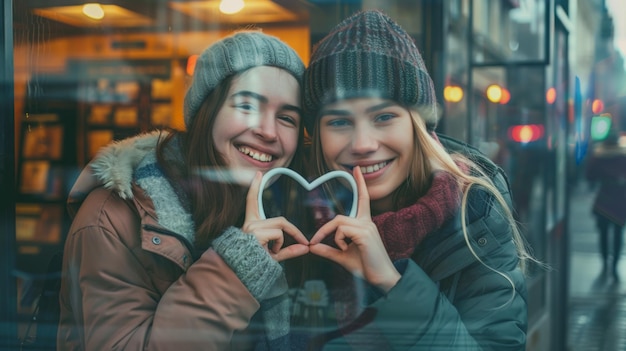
[413,183,515,283]
[67,130,196,243]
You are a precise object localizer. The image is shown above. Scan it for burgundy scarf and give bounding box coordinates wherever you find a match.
[374,171,461,260]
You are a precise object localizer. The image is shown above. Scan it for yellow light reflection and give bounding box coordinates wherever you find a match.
[443,85,464,103]
[219,0,245,15]
[82,3,105,20]
[486,84,502,103]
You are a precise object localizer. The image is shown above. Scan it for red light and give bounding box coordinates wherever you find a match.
[508,124,544,143]
[499,88,511,104]
[186,55,199,76]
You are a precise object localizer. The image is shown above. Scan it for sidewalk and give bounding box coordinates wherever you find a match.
[567,183,626,351]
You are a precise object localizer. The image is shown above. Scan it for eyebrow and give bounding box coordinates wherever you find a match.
[230,90,301,114]
[320,101,397,117]
[365,101,397,113]
[230,91,268,103]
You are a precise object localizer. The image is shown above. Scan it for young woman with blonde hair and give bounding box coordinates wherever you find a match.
[302,10,535,350]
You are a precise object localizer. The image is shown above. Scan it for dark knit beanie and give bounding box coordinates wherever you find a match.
[184,31,305,129]
[303,10,438,133]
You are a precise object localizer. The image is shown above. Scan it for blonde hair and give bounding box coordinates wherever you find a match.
[408,112,536,274]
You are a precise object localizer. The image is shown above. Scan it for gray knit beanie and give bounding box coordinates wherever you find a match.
[303,10,438,133]
[184,31,305,129]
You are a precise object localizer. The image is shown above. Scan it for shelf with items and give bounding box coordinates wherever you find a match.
[18,114,69,203]
[16,73,79,316]
[78,83,146,162]
[149,77,175,127]
[17,74,78,210]
[16,111,75,258]
[71,59,174,165]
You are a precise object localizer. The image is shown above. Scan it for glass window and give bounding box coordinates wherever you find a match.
[3,1,581,350]
[472,0,548,64]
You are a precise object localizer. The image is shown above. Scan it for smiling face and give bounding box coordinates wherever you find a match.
[319,97,415,212]
[212,66,301,179]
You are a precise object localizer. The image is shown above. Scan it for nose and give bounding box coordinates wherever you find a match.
[252,113,278,141]
[351,124,377,154]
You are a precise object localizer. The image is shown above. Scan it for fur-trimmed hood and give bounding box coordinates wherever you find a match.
[67,130,196,241]
[70,130,163,201]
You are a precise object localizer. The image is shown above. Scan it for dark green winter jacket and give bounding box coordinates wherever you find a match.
[319,135,527,351]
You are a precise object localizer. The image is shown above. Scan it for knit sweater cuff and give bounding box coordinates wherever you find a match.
[212,226,284,301]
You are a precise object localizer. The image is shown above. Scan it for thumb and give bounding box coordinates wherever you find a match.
[353,166,371,220]
[245,171,263,220]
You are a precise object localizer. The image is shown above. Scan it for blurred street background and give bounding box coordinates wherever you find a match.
[568,182,626,351]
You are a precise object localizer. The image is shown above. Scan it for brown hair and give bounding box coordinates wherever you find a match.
[156,76,242,250]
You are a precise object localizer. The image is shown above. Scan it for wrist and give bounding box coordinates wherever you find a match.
[212,226,284,300]
[377,270,401,293]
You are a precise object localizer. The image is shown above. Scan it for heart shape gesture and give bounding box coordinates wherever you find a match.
[258,168,358,220]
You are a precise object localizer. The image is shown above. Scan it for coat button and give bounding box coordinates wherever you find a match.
[477,237,487,246]
[152,236,161,245]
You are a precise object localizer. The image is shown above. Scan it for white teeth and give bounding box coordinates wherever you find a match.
[238,147,273,162]
[359,161,387,174]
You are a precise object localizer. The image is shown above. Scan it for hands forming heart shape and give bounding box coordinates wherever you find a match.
[257,168,358,220]
[242,167,401,292]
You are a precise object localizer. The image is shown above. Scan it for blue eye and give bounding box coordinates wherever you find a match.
[236,103,257,112]
[375,113,395,122]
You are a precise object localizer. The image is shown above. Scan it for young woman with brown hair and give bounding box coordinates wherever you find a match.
[57,31,309,350]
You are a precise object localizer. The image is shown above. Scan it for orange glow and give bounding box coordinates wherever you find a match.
[486,84,502,103]
[499,88,511,104]
[591,99,604,114]
[509,124,544,143]
[186,55,198,76]
[546,87,556,104]
[443,85,464,103]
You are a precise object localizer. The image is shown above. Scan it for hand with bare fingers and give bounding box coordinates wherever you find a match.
[309,167,401,292]
[243,171,310,262]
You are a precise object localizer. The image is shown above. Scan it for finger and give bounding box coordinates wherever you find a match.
[309,216,342,245]
[310,216,354,251]
[252,228,285,253]
[273,244,310,262]
[270,236,284,255]
[245,171,263,220]
[310,244,362,278]
[353,167,371,220]
[256,217,308,245]
[309,243,346,264]
[275,217,309,245]
[333,225,350,251]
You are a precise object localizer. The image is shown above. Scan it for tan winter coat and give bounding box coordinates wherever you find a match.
[57,132,260,350]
